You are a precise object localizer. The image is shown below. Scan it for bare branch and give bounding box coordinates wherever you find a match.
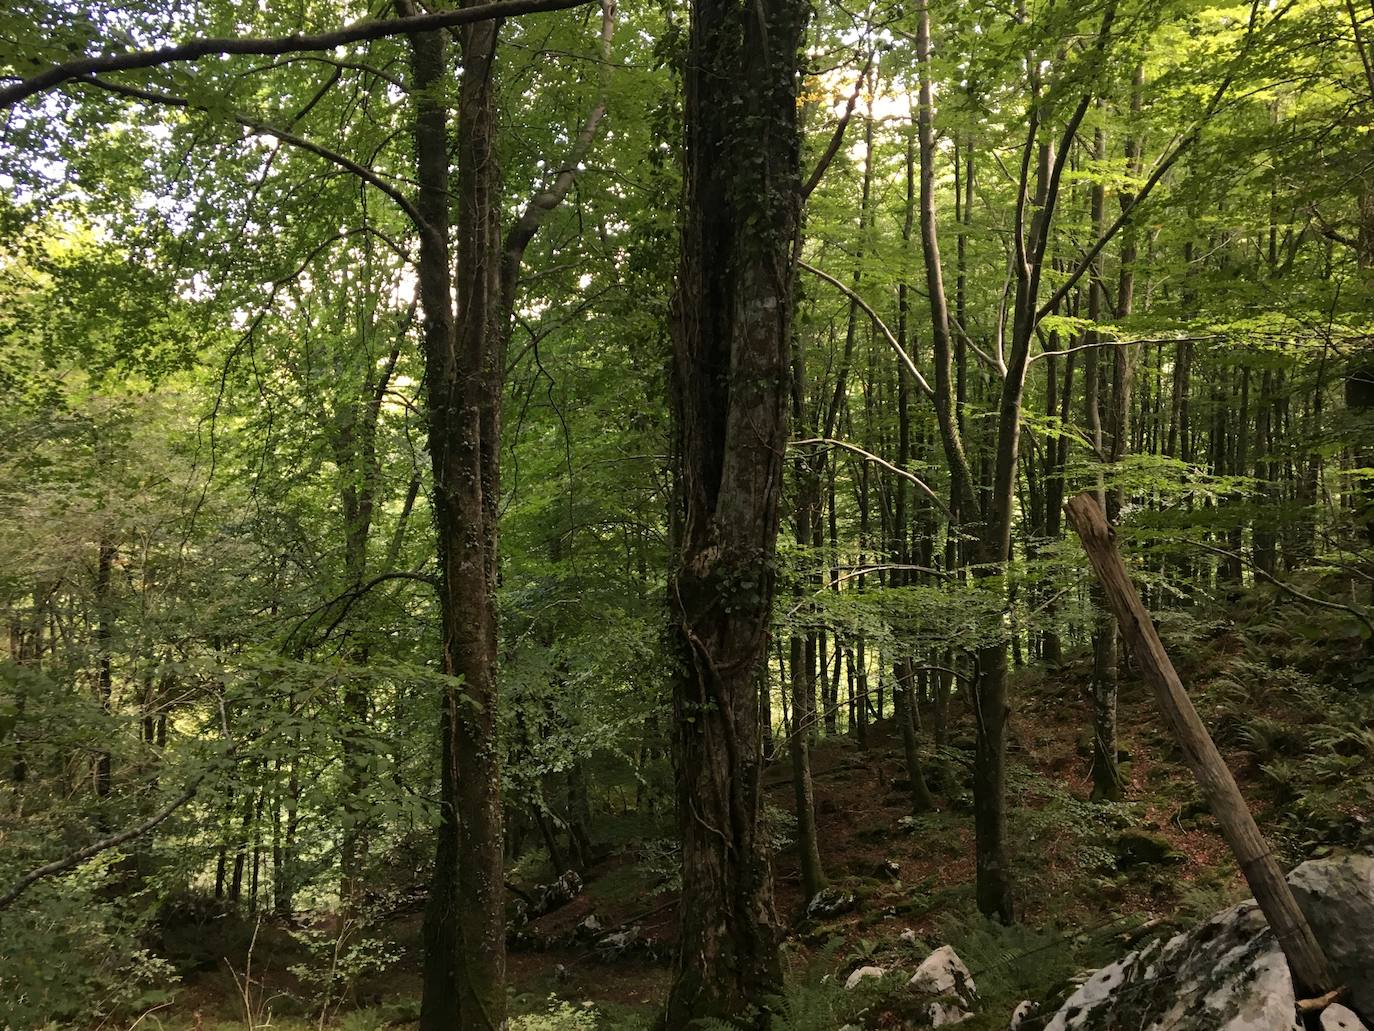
[1029,334,1223,363]
[797,260,933,397]
[792,437,949,515]
[801,47,876,201]
[1187,539,1374,638]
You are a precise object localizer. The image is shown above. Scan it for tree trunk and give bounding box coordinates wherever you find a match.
[789,634,827,900]
[94,541,116,810]
[663,0,806,1017]
[406,7,506,1026]
[894,660,935,814]
[1085,119,1123,804]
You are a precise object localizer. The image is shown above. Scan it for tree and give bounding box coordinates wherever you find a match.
[663,0,808,1019]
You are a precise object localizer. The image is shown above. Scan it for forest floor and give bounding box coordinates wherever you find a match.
[159,592,1374,1030]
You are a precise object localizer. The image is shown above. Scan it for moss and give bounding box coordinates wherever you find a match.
[1114,828,1186,868]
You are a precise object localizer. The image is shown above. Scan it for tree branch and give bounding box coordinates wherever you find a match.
[801,47,875,201]
[792,437,949,515]
[1,0,598,109]
[1034,0,1294,323]
[1187,539,1374,638]
[74,76,434,243]
[500,0,616,310]
[0,779,205,910]
[1029,334,1223,363]
[797,260,933,397]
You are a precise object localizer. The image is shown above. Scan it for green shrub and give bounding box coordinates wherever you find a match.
[0,873,180,1028]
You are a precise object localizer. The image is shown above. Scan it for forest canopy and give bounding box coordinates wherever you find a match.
[3,0,1374,1027]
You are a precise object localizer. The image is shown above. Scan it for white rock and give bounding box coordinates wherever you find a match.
[1042,855,1374,1031]
[1289,854,1374,1016]
[1321,1004,1369,1031]
[927,1001,973,1026]
[1044,901,1293,1031]
[899,927,918,945]
[909,945,977,1002]
[808,886,858,919]
[1009,1000,1038,1029]
[844,965,885,990]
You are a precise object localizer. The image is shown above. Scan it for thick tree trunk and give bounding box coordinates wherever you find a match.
[663,0,806,1019]
[408,17,462,1028]
[407,6,506,1026]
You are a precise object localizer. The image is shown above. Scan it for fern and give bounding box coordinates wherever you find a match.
[695,944,897,1031]
[933,916,1083,1004]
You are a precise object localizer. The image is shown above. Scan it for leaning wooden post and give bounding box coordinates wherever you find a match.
[1064,491,1335,999]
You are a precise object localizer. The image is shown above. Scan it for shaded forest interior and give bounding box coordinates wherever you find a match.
[3,0,1374,1027]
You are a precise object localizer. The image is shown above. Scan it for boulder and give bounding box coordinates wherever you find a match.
[1043,855,1374,1031]
[844,965,885,990]
[874,858,903,881]
[1288,854,1374,1015]
[807,886,858,919]
[1008,1001,1038,1029]
[527,869,583,918]
[908,944,977,1004]
[1044,901,1297,1030]
[899,927,918,945]
[1321,1005,1369,1031]
[1113,828,1184,868]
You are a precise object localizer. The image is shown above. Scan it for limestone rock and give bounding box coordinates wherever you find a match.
[874,858,903,880]
[1009,1001,1038,1029]
[575,913,602,940]
[1320,1004,1369,1031]
[595,925,640,961]
[844,965,885,990]
[1042,855,1374,1031]
[1288,854,1374,1016]
[1044,900,1295,1030]
[908,944,977,1004]
[807,886,858,919]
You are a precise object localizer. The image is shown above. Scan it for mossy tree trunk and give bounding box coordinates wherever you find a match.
[663,0,807,1019]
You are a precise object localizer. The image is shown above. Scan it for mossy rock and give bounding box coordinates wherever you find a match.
[1114,828,1186,868]
[1172,797,1213,830]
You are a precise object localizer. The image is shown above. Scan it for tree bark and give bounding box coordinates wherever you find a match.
[404,6,505,1026]
[663,0,806,1018]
